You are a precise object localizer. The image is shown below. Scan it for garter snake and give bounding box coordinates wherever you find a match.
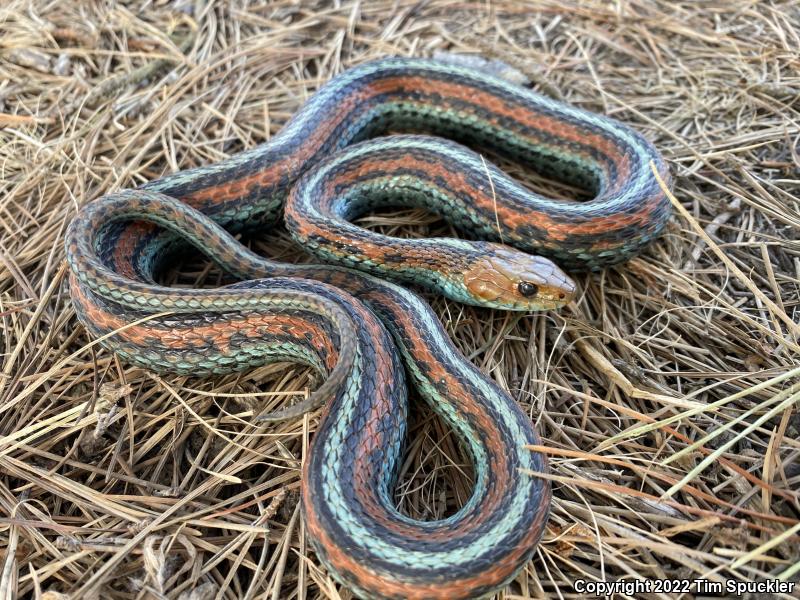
[65,57,671,599]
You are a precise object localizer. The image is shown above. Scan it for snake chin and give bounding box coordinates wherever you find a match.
[463,246,576,311]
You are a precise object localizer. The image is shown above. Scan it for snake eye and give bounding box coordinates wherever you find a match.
[517,281,539,297]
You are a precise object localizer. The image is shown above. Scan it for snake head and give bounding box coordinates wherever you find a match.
[463,245,575,310]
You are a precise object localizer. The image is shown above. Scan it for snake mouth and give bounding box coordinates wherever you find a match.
[463,247,576,310]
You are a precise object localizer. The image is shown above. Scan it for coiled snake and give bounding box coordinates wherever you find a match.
[65,57,671,599]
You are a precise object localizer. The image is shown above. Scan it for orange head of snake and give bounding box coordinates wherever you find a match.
[463,245,576,311]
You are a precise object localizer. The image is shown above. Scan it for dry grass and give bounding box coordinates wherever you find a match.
[1,0,799,598]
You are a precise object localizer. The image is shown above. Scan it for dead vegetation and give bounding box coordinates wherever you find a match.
[1,0,799,598]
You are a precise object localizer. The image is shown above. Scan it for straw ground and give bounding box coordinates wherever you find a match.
[1,1,798,598]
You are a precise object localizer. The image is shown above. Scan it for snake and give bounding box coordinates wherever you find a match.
[65,57,671,599]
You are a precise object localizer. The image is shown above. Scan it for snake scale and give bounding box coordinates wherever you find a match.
[65,57,671,599]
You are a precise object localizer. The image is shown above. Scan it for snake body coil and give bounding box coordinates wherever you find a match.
[66,57,671,599]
